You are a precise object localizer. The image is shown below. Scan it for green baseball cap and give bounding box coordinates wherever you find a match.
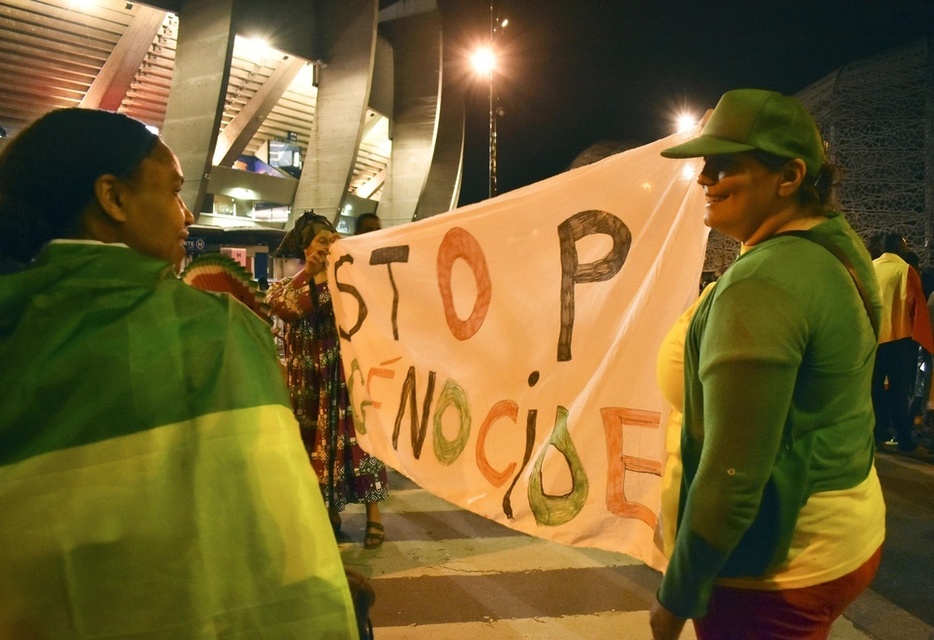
[661,89,825,176]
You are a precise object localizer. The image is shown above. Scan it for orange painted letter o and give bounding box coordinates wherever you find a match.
[436,227,492,340]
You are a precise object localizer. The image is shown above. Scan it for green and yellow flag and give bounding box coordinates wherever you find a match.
[0,243,358,639]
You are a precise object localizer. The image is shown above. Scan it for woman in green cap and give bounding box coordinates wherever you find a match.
[651,89,885,639]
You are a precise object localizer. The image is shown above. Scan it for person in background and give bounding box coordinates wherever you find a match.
[651,89,885,639]
[267,215,389,549]
[902,250,934,433]
[0,109,358,637]
[924,276,934,440]
[354,212,382,235]
[871,232,934,458]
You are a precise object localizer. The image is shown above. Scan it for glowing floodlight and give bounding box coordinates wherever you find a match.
[471,46,496,76]
[676,113,699,133]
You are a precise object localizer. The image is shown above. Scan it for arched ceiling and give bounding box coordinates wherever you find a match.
[0,0,390,199]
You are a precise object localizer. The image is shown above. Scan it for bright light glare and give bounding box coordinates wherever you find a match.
[295,63,314,88]
[471,46,496,75]
[239,36,273,61]
[676,113,698,133]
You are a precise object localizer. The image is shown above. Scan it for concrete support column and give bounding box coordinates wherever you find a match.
[414,56,465,220]
[378,11,442,226]
[161,0,236,216]
[292,0,378,224]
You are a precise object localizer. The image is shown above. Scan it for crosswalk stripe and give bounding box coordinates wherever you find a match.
[372,613,871,640]
[373,611,697,640]
[341,530,642,578]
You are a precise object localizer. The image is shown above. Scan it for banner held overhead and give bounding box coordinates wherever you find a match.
[328,131,708,571]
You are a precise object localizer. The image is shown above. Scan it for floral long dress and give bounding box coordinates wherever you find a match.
[267,273,388,512]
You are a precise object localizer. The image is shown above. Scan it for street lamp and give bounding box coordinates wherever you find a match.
[470,4,507,199]
[675,112,698,133]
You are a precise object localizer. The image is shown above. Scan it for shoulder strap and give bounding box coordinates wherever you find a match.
[777,229,879,336]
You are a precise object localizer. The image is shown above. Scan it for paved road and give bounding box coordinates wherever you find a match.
[861,452,934,636]
[337,459,933,640]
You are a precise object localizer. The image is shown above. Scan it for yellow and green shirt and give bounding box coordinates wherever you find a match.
[658,213,885,618]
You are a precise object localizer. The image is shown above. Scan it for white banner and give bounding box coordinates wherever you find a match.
[328,133,708,570]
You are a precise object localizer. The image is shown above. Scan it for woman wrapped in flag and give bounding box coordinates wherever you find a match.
[0,109,359,638]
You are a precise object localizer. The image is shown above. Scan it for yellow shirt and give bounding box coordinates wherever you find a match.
[873,252,914,343]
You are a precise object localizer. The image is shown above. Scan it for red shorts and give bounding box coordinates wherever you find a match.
[693,545,882,640]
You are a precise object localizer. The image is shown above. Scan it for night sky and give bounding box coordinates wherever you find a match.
[436,0,933,207]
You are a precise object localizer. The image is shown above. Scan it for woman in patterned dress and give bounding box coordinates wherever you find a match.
[267,214,388,549]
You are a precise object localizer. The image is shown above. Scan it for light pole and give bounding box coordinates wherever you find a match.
[471,45,496,199]
[488,56,496,200]
[471,4,507,199]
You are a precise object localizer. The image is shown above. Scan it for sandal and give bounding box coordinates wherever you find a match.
[363,521,385,550]
[329,511,343,538]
